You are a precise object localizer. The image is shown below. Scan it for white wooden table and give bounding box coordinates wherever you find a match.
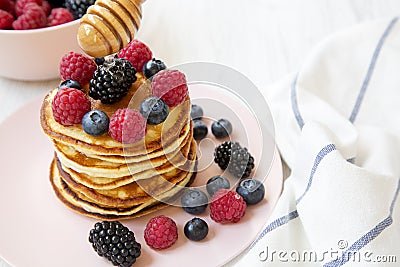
[0,0,399,266]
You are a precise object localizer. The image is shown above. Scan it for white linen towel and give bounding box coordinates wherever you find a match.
[234,17,400,266]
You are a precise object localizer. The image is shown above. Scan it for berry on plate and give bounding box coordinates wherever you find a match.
[151,69,188,107]
[109,108,146,144]
[206,175,230,196]
[193,120,208,140]
[181,188,208,215]
[117,39,152,72]
[144,215,178,250]
[142,58,166,79]
[88,221,141,267]
[214,141,255,179]
[190,104,203,120]
[236,178,265,205]
[184,218,209,241]
[211,118,232,139]
[89,57,137,104]
[82,110,109,136]
[51,87,91,126]
[210,189,246,223]
[60,51,97,86]
[139,96,169,125]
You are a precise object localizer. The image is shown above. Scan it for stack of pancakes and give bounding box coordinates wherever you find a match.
[40,75,197,219]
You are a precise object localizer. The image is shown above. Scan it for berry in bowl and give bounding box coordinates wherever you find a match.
[0,0,94,80]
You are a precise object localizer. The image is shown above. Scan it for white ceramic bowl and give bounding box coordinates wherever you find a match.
[0,19,82,81]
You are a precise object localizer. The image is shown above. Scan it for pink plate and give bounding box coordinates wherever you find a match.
[0,86,283,267]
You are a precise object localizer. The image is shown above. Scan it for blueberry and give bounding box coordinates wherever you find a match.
[184,218,209,241]
[82,110,110,136]
[142,58,166,79]
[94,57,105,66]
[236,179,265,205]
[206,175,230,196]
[139,96,169,125]
[181,189,208,214]
[193,120,208,140]
[211,119,232,139]
[190,104,203,120]
[58,79,82,91]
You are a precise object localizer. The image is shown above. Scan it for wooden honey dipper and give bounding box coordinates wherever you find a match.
[77,0,144,58]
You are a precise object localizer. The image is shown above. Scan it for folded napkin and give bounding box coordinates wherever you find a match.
[234,17,400,266]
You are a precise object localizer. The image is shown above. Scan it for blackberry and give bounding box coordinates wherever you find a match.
[65,0,95,19]
[214,141,255,179]
[89,221,141,267]
[89,58,137,104]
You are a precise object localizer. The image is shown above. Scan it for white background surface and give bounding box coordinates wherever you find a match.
[1,1,400,266]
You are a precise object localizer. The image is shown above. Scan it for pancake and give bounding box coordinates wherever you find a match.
[50,158,197,220]
[54,119,193,164]
[57,143,196,207]
[53,121,193,178]
[42,72,198,219]
[60,138,197,189]
[40,80,191,156]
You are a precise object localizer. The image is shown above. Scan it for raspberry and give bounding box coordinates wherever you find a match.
[109,108,146,144]
[0,10,13,29]
[151,69,188,106]
[144,215,178,250]
[15,0,42,17]
[51,88,91,126]
[117,39,152,72]
[12,2,47,30]
[47,8,73,26]
[60,52,97,86]
[0,0,15,16]
[41,0,51,16]
[210,189,247,223]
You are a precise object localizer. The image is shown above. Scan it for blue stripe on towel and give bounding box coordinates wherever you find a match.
[290,73,305,129]
[250,144,336,249]
[291,17,398,129]
[296,144,336,204]
[349,17,399,123]
[324,178,400,267]
[249,210,299,249]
